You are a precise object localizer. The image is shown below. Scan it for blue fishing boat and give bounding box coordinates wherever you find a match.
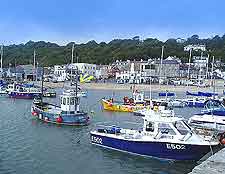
[31,44,89,126]
[91,107,220,161]
[31,89,90,126]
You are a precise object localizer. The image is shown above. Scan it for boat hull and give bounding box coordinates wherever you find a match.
[101,99,148,112]
[9,91,41,99]
[90,133,219,161]
[32,104,90,126]
[186,101,205,107]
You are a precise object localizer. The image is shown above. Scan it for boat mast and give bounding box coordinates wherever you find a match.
[211,56,215,87]
[1,44,3,77]
[159,45,164,87]
[187,48,192,82]
[206,54,209,79]
[33,49,36,81]
[71,44,74,84]
[149,63,152,100]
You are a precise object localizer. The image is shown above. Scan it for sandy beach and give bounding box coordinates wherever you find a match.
[36,80,225,94]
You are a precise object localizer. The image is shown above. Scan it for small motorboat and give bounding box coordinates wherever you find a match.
[101,91,150,112]
[91,106,220,161]
[154,92,186,108]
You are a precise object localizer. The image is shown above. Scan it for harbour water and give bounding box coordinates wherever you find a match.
[0,89,204,174]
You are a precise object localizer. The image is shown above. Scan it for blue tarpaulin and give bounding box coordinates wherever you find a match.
[159,92,175,97]
[186,91,218,97]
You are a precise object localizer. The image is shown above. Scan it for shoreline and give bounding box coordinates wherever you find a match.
[36,81,225,94]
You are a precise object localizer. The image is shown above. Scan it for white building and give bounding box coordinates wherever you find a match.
[184,44,206,52]
[69,63,97,76]
[193,56,208,67]
[54,65,67,82]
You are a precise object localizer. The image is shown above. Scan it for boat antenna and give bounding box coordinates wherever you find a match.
[206,54,209,79]
[149,63,152,100]
[211,56,215,88]
[41,65,44,104]
[71,44,74,85]
[187,48,192,86]
[33,49,36,81]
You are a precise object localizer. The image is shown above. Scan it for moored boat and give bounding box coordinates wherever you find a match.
[8,83,42,99]
[31,89,90,126]
[188,100,225,133]
[183,91,218,108]
[101,91,150,112]
[91,106,221,161]
[31,44,90,126]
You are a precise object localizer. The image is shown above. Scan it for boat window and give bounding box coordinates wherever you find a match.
[173,121,189,135]
[146,122,154,132]
[158,123,176,135]
[67,97,70,105]
[70,97,75,105]
[63,98,66,105]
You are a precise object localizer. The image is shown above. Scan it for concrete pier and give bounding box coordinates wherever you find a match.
[189,148,225,174]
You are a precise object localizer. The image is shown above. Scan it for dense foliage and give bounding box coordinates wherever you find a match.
[2,35,225,66]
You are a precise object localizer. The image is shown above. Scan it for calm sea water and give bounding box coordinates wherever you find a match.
[0,89,202,174]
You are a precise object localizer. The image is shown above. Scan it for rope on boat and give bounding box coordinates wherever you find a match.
[208,140,214,156]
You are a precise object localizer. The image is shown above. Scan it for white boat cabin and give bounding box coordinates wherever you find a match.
[61,90,80,114]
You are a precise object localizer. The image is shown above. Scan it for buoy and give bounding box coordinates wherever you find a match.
[44,117,49,122]
[56,116,63,123]
[220,138,225,145]
[32,111,38,116]
[219,132,225,145]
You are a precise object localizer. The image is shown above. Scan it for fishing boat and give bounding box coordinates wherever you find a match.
[101,91,150,112]
[31,89,90,126]
[7,83,42,99]
[91,105,220,161]
[31,44,90,126]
